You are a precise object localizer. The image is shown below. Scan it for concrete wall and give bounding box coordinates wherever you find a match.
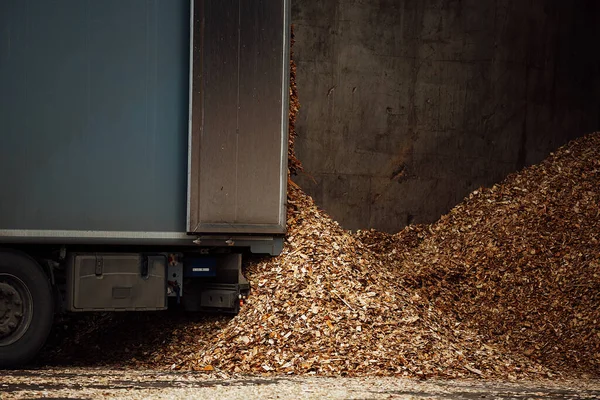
[291,0,600,233]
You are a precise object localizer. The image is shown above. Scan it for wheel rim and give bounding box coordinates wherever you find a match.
[0,273,34,346]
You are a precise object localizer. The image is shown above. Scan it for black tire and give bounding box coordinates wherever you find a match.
[0,250,54,369]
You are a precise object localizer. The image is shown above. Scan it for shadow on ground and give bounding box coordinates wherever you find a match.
[35,308,230,368]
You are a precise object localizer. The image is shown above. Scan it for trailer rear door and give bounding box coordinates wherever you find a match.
[187,0,290,235]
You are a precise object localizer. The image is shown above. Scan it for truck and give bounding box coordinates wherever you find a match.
[0,0,291,368]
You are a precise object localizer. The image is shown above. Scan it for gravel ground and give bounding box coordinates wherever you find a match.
[1,368,599,399]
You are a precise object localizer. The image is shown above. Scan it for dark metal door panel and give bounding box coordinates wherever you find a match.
[188,0,290,234]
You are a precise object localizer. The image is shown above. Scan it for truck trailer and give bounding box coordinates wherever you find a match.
[0,0,290,368]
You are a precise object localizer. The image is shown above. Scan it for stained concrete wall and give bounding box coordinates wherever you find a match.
[291,0,600,233]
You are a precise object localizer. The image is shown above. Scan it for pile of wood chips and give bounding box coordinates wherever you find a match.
[137,181,542,379]
[366,131,600,377]
[141,132,599,379]
[41,133,599,380]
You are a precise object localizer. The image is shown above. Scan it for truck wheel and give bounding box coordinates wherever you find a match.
[0,251,54,369]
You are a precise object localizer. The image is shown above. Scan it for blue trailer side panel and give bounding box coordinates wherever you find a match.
[0,0,189,233]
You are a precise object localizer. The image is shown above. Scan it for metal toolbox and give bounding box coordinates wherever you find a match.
[67,253,167,311]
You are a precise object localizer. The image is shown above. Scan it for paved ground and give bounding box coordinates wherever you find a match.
[0,368,599,399]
